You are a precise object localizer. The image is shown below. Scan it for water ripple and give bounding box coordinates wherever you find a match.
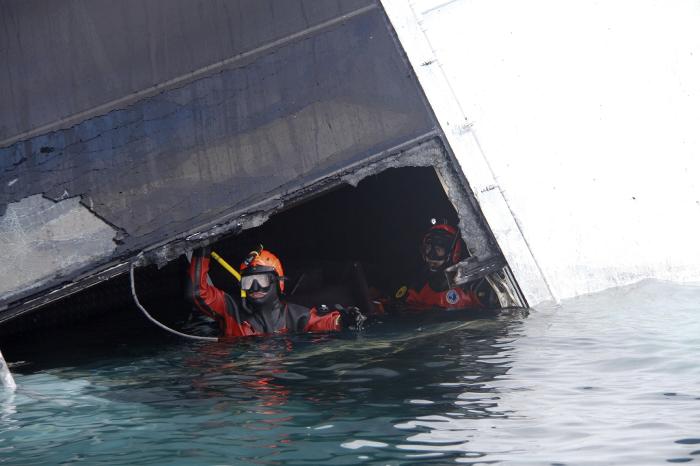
[1,280,699,464]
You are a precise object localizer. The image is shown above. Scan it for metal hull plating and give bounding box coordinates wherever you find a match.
[1,1,510,323]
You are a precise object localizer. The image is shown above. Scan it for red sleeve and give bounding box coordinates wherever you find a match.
[303,308,342,333]
[405,288,420,305]
[404,287,431,310]
[188,253,228,320]
[461,289,483,308]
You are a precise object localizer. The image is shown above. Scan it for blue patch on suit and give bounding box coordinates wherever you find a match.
[446,289,459,305]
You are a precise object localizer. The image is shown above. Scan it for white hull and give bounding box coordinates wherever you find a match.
[383,0,700,304]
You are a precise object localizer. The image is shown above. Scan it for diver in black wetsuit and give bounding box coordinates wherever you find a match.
[188,246,365,337]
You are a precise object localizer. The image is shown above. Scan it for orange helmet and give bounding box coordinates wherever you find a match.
[240,247,285,292]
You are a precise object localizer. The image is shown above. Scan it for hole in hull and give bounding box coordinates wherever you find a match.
[1,166,522,361]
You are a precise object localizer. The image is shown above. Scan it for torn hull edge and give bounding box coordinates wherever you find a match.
[0,2,525,331]
[0,135,514,324]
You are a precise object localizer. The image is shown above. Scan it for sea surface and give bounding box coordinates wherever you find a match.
[1,279,699,465]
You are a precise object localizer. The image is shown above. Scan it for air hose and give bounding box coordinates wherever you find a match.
[130,260,218,342]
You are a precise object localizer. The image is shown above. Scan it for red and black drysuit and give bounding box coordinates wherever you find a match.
[187,252,342,337]
[403,269,491,311]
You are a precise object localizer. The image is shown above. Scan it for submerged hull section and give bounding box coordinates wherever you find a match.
[0,2,513,323]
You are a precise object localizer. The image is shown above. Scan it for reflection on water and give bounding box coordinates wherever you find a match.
[1,280,699,465]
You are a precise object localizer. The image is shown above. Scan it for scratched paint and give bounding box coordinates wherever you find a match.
[0,195,117,302]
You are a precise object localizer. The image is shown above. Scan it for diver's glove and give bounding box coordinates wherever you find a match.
[335,304,367,331]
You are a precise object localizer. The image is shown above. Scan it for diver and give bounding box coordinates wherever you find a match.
[187,246,366,337]
[394,221,499,311]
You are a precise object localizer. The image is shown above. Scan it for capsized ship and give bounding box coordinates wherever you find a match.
[5,0,699,337]
[0,1,524,336]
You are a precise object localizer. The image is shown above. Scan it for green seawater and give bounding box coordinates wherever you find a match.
[1,280,699,465]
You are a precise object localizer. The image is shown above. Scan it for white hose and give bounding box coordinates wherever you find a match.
[130,262,218,342]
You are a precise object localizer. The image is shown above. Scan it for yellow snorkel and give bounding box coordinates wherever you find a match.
[210,251,246,298]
